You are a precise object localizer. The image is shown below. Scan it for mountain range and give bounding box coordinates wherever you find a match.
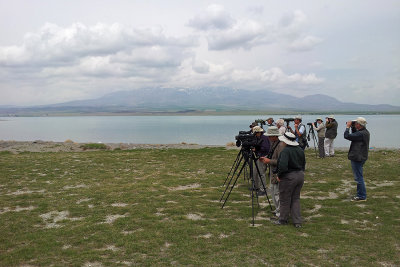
[1,87,399,116]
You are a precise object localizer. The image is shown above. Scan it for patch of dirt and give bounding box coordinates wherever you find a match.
[63,184,88,190]
[198,233,213,239]
[7,189,45,196]
[0,205,36,214]
[40,210,83,228]
[186,213,204,220]
[169,183,201,191]
[111,203,128,207]
[104,213,129,224]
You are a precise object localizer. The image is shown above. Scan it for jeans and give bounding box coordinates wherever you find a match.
[351,160,367,199]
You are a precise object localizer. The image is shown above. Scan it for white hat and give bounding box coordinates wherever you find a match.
[252,126,264,133]
[356,117,367,127]
[278,132,299,146]
[265,126,281,136]
[294,115,302,120]
[326,115,335,119]
[316,117,323,121]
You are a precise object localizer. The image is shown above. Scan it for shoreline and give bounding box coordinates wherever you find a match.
[0,140,227,153]
[1,140,397,153]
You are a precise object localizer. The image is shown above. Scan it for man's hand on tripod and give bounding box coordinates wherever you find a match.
[259,156,270,164]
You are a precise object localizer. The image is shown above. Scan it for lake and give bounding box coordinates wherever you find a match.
[0,115,399,148]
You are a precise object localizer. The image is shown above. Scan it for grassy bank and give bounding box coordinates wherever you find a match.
[0,148,399,266]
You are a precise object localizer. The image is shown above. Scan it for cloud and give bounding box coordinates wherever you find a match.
[207,20,274,50]
[278,10,323,51]
[186,4,235,30]
[187,6,321,52]
[0,22,196,68]
[288,35,323,51]
[172,59,323,91]
[0,18,324,105]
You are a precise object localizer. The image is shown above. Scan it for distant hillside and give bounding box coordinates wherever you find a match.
[1,87,399,116]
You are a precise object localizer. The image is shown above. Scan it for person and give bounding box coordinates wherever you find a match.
[273,132,305,228]
[252,126,270,196]
[344,117,370,201]
[260,126,285,218]
[324,115,338,157]
[266,117,275,127]
[288,115,308,150]
[275,119,286,135]
[312,118,326,158]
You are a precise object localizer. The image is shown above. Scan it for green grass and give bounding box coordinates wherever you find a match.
[0,148,399,266]
[79,143,108,150]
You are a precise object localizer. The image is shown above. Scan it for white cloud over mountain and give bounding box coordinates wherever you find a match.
[0,1,398,106]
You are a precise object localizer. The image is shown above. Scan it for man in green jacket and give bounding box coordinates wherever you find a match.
[272,132,306,228]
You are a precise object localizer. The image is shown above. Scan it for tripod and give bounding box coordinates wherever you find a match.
[307,124,318,158]
[220,147,273,226]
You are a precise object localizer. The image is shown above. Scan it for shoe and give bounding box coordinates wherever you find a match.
[270,215,278,220]
[351,196,367,202]
[294,224,302,228]
[257,190,266,196]
[272,220,288,226]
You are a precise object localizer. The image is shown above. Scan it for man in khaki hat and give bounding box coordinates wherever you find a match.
[260,126,284,218]
[344,117,370,201]
[313,118,326,158]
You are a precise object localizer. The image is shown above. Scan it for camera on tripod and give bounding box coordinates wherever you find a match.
[254,119,266,126]
[282,118,294,122]
[307,121,318,127]
[235,131,261,148]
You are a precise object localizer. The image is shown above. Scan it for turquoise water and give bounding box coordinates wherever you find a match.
[0,115,399,148]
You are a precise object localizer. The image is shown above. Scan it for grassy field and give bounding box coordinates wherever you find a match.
[0,148,399,266]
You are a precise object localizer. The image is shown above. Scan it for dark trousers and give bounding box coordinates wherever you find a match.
[279,171,304,224]
[318,137,325,158]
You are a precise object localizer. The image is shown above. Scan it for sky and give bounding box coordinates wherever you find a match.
[0,0,399,106]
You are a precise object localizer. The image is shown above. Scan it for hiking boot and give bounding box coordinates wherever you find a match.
[256,190,266,196]
[351,196,367,202]
[272,219,288,226]
[294,223,302,228]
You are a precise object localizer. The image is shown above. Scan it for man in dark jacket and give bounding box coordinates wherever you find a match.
[344,117,370,201]
[273,132,305,228]
[324,115,338,157]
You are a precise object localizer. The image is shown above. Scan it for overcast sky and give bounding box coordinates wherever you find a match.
[0,0,399,106]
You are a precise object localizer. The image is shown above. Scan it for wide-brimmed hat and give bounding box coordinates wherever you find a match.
[265,126,281,136]
[326,115,335,119]
[316,117,323,121]
[252,126,264,133]
[266,117,274,121]
[294,115,302,120]
[356,117,367,127]
[278,132,299,146]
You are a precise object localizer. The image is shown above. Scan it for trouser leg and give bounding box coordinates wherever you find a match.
[254,159,267,190]
[318,137,325,158]
[351,160,367,199]
[278,176,293,223]
[324,138,330,156]
[290,171,304,224]
[271,183,280,216]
